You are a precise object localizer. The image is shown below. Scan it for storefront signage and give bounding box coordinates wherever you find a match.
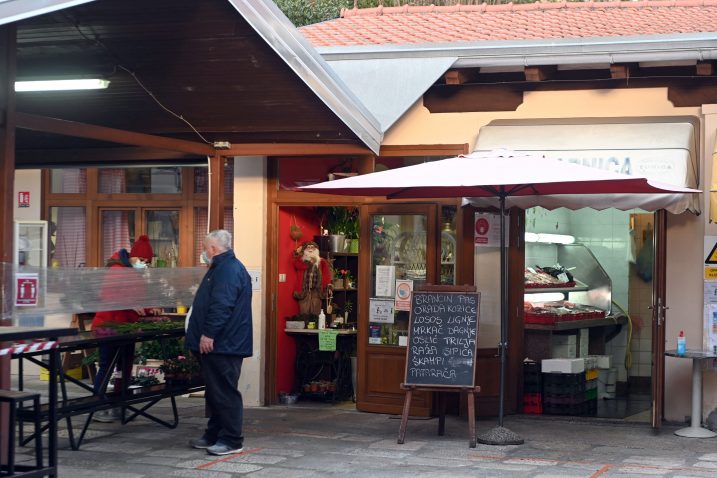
[369,298,395,324]
[474,212,506,247]
[404,291,480,387]
[18,192,30,208]
[394,279,413,311]
[15,273,39,307]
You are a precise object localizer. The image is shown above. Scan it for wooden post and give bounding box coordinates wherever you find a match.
[0,24,16,466]
[398,384,480,448]
[208,153,225,231]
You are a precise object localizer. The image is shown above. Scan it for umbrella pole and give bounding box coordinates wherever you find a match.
[476,192,524,446]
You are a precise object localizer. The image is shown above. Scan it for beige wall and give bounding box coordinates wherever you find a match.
[13,169,42,221]
[385,87,706,422]
[233,156,267,407]
[701,105,717,422]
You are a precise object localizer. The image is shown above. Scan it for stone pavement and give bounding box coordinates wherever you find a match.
[11,389,717,478]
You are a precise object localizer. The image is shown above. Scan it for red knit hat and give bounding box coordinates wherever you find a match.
[130,235,154,262]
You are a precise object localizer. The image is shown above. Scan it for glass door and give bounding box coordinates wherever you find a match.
[357,203,437,415]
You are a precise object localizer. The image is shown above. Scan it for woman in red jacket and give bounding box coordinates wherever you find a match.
[92,235,159,422]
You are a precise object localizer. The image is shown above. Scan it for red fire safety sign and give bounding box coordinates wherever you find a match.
[15,273,39,307]
[18,192,30,208]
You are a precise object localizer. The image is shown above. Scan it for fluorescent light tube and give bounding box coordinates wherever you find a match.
[525,233,575,244]
[15,79,110,92]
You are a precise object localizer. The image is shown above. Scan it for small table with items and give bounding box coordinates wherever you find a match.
[285,329,356,402]
[665,349,717,438]
[0,325,78,478]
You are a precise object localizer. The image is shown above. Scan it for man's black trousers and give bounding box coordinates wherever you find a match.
[199,353,245,448]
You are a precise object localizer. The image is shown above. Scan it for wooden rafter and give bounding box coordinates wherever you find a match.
[697,61,714,76]
[524,66,556,82]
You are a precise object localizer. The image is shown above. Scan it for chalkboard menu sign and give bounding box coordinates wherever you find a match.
[404,290,480,387]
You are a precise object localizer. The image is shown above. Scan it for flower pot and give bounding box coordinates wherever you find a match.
[326,234,345,252]
[348,238,359,253]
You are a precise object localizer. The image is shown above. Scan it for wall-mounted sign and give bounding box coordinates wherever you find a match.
[18,192,30,208]
[395,279,413,311]
[15,273,39,307]
[474,212,507,247]
[369,298,395,324]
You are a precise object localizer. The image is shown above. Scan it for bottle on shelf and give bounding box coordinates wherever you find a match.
[677,330,686,355]
[318,309,326,330]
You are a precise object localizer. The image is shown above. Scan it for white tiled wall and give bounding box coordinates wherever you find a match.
[525,207,654,382]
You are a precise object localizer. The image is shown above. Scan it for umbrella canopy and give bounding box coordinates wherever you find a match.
[301,150,699,207]
[299,149,699,443]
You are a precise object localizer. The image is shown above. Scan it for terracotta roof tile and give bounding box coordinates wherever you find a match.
[299,1,717,46]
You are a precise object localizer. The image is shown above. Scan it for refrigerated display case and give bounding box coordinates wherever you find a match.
[523,243,626,359]
[14,220,48,267]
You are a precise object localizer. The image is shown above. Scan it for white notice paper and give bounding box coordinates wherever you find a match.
[375,265,396,297]
[369,298,395,324]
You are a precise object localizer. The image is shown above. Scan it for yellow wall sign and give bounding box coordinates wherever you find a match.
[705,267,717,280]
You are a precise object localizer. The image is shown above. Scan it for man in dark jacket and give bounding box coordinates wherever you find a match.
[186,229,253,456]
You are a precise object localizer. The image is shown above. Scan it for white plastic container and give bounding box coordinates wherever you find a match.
[318,309,326,330]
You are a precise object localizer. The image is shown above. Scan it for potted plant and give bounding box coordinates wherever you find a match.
[321,207,359,252]
[160,354,200,385]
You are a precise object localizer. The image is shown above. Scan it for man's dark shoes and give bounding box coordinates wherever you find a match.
[206,441,243,455]
[189,436,215,449]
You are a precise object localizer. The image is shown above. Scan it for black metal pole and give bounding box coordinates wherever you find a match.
[498,193,507,427]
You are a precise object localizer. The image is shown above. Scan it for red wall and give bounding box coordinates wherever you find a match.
[276,206,321,395]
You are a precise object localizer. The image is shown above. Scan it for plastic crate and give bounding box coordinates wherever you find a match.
[543,399,597,416]
[522,393,543,414]
[523,362,542,393]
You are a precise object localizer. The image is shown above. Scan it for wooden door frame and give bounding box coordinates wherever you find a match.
[460,205,524,416]
[651,209,668,429]
[357,202,438,414]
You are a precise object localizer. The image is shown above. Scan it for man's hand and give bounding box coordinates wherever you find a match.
[199,335,214,354]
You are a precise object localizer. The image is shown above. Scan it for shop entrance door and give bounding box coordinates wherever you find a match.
[357,203,437,414]
[651,211,667,430]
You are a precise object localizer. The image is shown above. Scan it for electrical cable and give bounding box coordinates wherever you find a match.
[68,18,213,145]
[116,65,213,145]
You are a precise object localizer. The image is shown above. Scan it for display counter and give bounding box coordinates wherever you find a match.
[524,243,624,360]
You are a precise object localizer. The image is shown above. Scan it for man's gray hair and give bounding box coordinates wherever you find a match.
[206,229,232,251]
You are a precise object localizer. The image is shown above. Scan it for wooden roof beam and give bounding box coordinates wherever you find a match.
[15,112,215,156]
[697,61,714,76]
[610,64,635,79]
[444,69,470,85]
[524,66,556,82]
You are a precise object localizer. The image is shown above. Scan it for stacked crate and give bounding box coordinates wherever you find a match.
[522,360,543,414]
[542,368,598,416]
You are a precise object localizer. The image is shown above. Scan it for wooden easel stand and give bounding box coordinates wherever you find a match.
[397,383,481,448]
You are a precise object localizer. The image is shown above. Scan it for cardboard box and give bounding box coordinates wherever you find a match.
[578,329,589,358]
[589,355,611,369]
[40,367,83,381]
[541,358,585,374]
[551,344,577,358]
[551,335,576,346]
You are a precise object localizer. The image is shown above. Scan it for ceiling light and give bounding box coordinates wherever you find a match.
[15,79,110,92]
